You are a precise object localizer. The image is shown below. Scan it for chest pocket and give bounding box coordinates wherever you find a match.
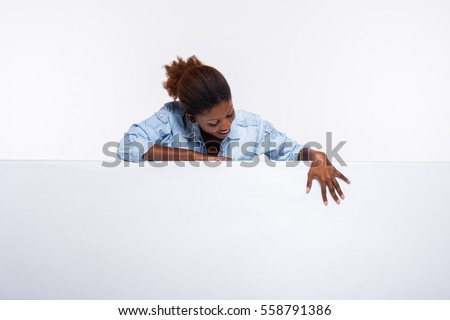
[236,117,259,127]
[263,121,280,140]
[264,121,274,133]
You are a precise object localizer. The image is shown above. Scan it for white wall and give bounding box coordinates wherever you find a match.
[1,0,449,161]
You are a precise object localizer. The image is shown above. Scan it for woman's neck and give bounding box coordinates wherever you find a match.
[199,127,223,143]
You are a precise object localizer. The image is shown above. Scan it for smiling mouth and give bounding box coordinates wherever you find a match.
[218,129,230,135]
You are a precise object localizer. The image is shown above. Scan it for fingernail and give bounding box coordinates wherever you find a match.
[341,194,345,199]
[337,199,340,204]
[306,187,310,193]
[324,201,328,206]
[348,180,351,184]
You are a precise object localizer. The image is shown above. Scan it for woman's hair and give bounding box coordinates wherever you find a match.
[162,55,231,115]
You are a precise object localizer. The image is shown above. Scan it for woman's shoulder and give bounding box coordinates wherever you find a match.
[152,101,185,123]
[235,109,262,127]
[158,100,185,115]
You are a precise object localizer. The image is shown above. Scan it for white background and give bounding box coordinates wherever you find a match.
[1,0,449,161]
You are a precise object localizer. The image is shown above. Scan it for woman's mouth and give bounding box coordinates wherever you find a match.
[217,129,230,136]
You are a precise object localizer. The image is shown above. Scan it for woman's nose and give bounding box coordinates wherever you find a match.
[220,119,231,131]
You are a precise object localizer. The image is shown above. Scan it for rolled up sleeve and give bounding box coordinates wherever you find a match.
[256,120,303,161]
[117,107,172,162]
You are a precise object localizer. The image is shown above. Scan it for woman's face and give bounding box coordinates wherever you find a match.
[190,100,235,140]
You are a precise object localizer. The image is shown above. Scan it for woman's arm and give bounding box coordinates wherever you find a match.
[297,147,313,161]
[143,144,231,161]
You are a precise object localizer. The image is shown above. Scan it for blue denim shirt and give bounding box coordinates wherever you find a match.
[118,101,303,162]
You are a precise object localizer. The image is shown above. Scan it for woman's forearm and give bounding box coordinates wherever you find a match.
[142,144,211,161]
[298,147,316,161]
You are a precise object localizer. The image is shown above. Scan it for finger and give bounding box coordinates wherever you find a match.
[336,170,351,184]
[321,181,328,206]
[332,177,345,200]
[306,170,313,193]
[327,180,340,204]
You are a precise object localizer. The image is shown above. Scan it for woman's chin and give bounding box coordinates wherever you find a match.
[216,129,230,138]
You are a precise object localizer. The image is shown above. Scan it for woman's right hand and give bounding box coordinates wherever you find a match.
[145,145,233,161]
[200,155,233,161]
[213,156,233,161]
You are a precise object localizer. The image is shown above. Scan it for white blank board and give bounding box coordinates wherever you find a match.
[0,161,449,299]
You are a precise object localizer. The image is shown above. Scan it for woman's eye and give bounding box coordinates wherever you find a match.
[209,122,219,127]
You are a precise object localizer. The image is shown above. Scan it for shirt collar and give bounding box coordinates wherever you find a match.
[183,115,201,139]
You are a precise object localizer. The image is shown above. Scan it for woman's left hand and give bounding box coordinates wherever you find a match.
[306,150,351,206]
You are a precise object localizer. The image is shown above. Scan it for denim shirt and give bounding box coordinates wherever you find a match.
[117,101,303,162]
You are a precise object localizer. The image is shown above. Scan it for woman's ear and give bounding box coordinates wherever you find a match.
[186,113,197,124]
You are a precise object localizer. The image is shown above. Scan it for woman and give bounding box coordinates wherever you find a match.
[118,55,350,205]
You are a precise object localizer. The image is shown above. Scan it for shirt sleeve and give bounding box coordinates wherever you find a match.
[254,118,304,161]
[117,105,172,162]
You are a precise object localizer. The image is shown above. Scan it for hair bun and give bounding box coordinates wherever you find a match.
[163,55,203,100]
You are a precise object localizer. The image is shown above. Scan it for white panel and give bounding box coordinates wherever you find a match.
[1,161,449,299]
